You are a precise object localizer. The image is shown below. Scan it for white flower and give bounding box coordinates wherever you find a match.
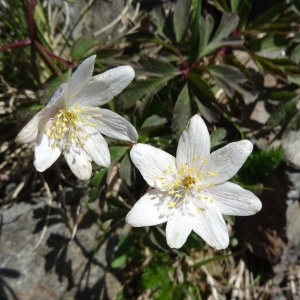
[126,115,262,250]
[16,55,138,180]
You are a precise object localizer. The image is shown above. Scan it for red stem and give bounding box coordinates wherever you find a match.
[0,39,31,51]
[42,47,75,68]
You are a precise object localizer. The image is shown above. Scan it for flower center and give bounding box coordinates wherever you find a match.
[47,108,82,148]
[156,157,219,209]
[182,175,196,189]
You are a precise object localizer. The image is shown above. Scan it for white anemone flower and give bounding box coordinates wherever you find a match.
[126,115,262,249]
[16,55,138,180]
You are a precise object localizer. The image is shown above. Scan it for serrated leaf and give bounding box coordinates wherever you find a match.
[209,65,256,101]
[213,14,240,40]
[138,57,178,77]
[117,76,174,109]
[70,34,102,61]
[266,98,298,128]
[172,84,191,138]
[120,152,132,186]
[198,15,214,59]
[199,14,241,58]
[173,0,192,43]
[152,5,167,38]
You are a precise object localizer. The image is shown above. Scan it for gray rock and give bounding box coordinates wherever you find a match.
[282,130,300,168]
[47,0,134,40]
[0,198,112,299]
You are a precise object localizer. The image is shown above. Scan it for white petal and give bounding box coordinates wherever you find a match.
[94,109,138,142]
[64,144,92,180]
[126,189,170,226]
[16,109,47,144]
[201,140,253,185]
[130,144,176,190]
[46,83,66,108]
[192,202,229,250]
[63,55,96,107]
[80,125,110,167]
[34,131,62,172]
[75,65,135,107]
[166,210,193,248]
[207,182,262,216]
[176,115,210,169]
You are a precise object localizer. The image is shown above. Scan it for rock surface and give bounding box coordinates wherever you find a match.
[282,130,300,168]
[0,197,120,300]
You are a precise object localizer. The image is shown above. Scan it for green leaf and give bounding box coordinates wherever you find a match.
[290,44,300,64]
[294,0,300,14]
[266,98,298,128]
[230,0,240,12]
[254,56,285,76]
[210,128,227,149]
[254,56,298,77]
[172,84,191,138]
[268,91,298,101]
[70,34,102,61]
[211,13,239,42]
[140,115,167,133]
[233,0,252,30]
[120,152,132,186]
[111,254,127,269]
[239,148,284,181]
[152,5,167,38]
[189,0,202,63]
[109,146,128,164]
[138,57,178,77]
[108,196,129,210]
[249,2,290,29]
[188,71,220,122]
[88,169,107,202]
[198,15,214,59]
[117,76,174,109]
[100,210,127,222]
[194,97,219,123]
[247,34,286,56]
[199,14,241,58]
[209,65,256,101]
[188,71,216,103]
[173,0,192,43]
